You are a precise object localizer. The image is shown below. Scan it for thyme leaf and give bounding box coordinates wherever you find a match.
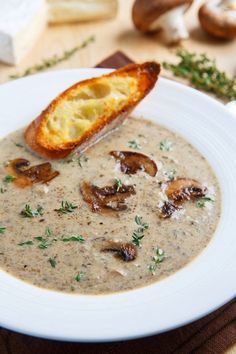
[20,205,44,218]
[0,226,6,234]
[45,227,52,236]
[34,227,56,249]
[15,143,24,148]
[165,169,176,181]
[18,240,34,246]
[128,140,141,150]
[196,197,214,208]
[115,177,123,192]
[132,232,144,247]
[9,36,95,80]
[49,258,57,268]
[34,236,45,241]
[163,49,236,101]
[75,271,86,282]
[55,201,78,214]
[132,215,149,247]
[3,175,15,183]
[62,153,89,167]
[160,139,172,152]
[61,235,85,243]
[149,248,165,274]
[134,215,149,232]
[17,225,85,251]
[37,239,52,249]
[77,154,89,167]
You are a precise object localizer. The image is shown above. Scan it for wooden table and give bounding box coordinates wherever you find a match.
[0,0,235,352]
[0,0,236,84]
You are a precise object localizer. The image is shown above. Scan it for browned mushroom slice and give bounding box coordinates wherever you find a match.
[6,158,59,187]
[102,241,137,262]
[159,178,207,219]
[110,151,157,177]
[166,178,207,203]
[80,181,136,214]
[160,201,179,219]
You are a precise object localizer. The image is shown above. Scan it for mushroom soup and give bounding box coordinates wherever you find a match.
[0,118,221,294]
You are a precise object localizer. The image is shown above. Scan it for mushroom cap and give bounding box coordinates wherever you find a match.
[199,2,236,39]
[110,151,157,177]
[132,0,193,32]
[6,158,59,187]
[80,181,135,214]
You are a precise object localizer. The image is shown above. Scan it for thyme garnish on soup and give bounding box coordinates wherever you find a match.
[149,248,166,274]
[20,205,44,218]
[3,175,15,183]
[128,140,141,150]
[132,215,149,247]
[55,201,78,214]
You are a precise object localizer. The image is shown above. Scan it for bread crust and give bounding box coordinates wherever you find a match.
[25,62,160,159]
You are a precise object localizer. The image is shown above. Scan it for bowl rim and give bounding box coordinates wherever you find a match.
[0,68,236,342]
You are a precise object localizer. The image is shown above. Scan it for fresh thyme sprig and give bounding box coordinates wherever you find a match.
[55,201,78,214]
[128,140,141,150]
[34,236,52,249]
[165,169,176,181]
[149,247,165,274]
[3,175,15,183]
[0,226,6,234]
[135,215,148,232]
[14,142,24,148]
[49,258,57,268]
[9,35,95,80]
[61,152,89,167]
[18,227,85,254]
[18,240,34,246]
[163,49,236,101]
[196,197,214,208]
[115,177,123,192]
[132,215,149,247]
[160,139,172,152]
[45,227,52,236]
[18,227,53,249]
[77,155,89,167]
[75,271,86,282]
[61,235,85,243]
[20,205,44,218]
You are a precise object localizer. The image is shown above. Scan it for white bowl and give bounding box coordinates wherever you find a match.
[0,69,236,342]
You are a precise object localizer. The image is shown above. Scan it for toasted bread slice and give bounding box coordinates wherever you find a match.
[25,62,160,159]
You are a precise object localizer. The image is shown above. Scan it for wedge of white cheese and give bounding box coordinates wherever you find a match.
[0,0,47,65]
[47,0,118,24]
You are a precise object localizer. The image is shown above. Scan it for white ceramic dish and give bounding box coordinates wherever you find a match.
[0,69,236,342]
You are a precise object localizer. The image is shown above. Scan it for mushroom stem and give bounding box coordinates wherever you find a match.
[151,5,189,43]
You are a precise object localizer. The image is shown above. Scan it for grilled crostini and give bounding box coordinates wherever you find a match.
[25,62,160,159]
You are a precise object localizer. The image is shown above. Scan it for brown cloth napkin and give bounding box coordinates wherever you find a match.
[0,51,235,354]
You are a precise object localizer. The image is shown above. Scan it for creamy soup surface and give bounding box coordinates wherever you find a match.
[0,118,221,294]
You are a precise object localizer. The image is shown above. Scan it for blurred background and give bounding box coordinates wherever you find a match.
[0,0,235,88]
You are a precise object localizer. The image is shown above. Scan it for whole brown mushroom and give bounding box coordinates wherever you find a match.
[132,0,193,44]
[199,0,236,39]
